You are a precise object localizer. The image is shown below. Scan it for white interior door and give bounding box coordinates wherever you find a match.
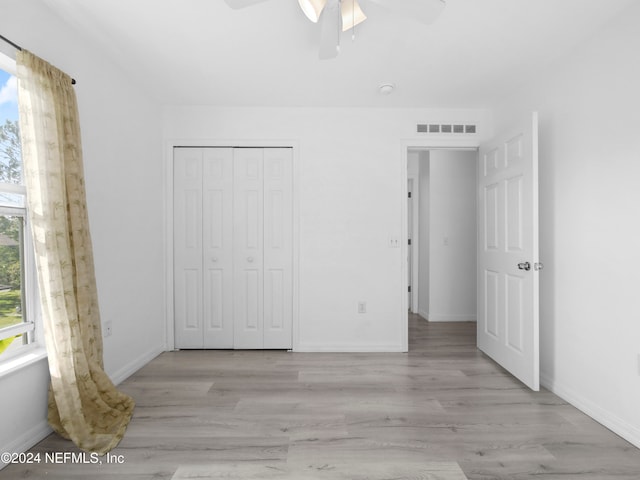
[174,148,204,348]
[477,112,540,391]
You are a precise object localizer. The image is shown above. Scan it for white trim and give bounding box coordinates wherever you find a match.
[291,145,301,352]
[0,182,26,195]
[541,372,640,450]
[0,321,34,341]
[406,175,420,314]
[426,313,477,322]
[296,343,405,353]
[109,344,164,386]
[0,204,41,367]
[0,50,17,73]
[403,138,481,150]
[0,346,46,378]
[418,309,429,320]
[0,205,25,215]
[164,138,301,352]
[0,420,52,470]
[400,143,409,352]
[163,139,174,352]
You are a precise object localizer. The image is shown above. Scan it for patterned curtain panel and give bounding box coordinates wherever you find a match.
[16,50,134,454]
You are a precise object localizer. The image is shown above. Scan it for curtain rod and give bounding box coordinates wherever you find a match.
[0,33,77,85]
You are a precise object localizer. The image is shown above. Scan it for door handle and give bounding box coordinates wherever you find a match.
[517,262,531,271]
[247,257,254,263]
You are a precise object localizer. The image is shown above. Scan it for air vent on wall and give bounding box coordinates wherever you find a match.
[417,123,477,134]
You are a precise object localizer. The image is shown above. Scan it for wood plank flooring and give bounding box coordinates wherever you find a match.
[2,315,639,479]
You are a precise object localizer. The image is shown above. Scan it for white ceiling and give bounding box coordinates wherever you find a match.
[43,0,634,108]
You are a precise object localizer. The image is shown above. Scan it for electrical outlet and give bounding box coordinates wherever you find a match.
[389,236,400,248]
[104,320,113,338]
[358,301,367,314]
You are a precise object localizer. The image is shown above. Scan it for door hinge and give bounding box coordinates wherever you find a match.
[408,191,412,198]
[408,286,411,293]
[408,238,412,246]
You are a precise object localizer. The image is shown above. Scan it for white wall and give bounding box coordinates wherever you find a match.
[163,107,491,351]
[0,0,165,460]
[493,1,640,447]
[417,150,476,321]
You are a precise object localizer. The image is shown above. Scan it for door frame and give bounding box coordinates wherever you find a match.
[400,138,481,352]
[164,139,301,351]
[407,177,416,313]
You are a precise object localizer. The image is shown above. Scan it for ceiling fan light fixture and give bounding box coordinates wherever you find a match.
[341,0,367,32]
[298,0,327,23]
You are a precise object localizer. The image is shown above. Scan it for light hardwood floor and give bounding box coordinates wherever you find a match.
[3,315,640,479]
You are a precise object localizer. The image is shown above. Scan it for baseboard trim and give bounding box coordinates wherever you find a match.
[541,372,640,449]
[427,313,477,322]
[0,420,52,470]
[109,344,165,386]
[295,343,405,353]
[418,309,429,320]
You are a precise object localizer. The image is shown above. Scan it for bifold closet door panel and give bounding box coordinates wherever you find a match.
[175,146,293,350]
[233,148,265,349]
[174,148,204,348]
[202,148,234,348]
[263,148,293,349]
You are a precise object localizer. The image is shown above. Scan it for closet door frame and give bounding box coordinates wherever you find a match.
[165,139,300,352]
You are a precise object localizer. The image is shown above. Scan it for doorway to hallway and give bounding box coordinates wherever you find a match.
[406,148,477,325]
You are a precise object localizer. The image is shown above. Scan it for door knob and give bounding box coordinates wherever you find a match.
[517,262,531,271]
[247,257,254,263]
[211,257,218,263]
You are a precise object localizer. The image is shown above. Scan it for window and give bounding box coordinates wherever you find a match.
[0,53,38,360]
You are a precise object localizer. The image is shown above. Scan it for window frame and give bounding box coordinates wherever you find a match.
[0,52,43,366]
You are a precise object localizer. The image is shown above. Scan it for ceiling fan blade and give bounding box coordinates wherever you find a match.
[318,0,342,60]
[298,0,328,23]
[341,0,367,32]
[368,0,445,25]
[224,0,270,9]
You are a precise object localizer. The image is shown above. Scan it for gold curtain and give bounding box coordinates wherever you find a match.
[16,50,134,454]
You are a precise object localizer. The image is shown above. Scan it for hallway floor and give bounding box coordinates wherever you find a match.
[2,315,639,479]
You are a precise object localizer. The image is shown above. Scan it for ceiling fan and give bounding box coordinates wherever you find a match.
[224,0,446,60]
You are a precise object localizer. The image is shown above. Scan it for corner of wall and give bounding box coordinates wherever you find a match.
[109,344,165,386]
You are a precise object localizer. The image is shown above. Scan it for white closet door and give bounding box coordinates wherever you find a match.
[263,148,293,348]
[233,148,265,349]
[174,148,204,348]
[175,147,293,350]
[202,148,234,348]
